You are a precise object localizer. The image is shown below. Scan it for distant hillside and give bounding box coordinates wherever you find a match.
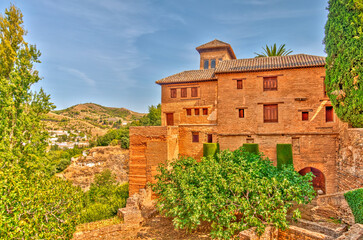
[43,103,145,139]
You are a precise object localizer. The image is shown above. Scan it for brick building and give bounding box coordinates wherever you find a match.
[129,39,347,196]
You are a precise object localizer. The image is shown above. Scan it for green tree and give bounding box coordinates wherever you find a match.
[324,0,363,127]
[254,44,293,57]
[0,5,84,239]
[132,104,161,126]
[152,149,315,239]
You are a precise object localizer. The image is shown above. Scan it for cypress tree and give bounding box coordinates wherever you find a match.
[324,0,363,127]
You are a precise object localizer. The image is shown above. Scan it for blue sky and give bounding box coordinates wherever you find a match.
[1,0,328,113]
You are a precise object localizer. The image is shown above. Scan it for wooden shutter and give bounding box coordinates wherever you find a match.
[237,80,243,89]
[170,89,176,98]
[181,88,187,98]
[239,109,244,118]
[186,109,192,116]
[166,113,174,126]
[263,77,277,91]
[302,112,309,121]
[192,132,199,142]
[264,104,278,122]
[191,87,198,97]
[326,106,333,122]
[195,108,200,115]
[203,108,208,115]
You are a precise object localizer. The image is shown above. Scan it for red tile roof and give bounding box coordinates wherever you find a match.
[196,39,237,59]
[156,69,216,85]
[156,54,325,85]
[216,54,326,73]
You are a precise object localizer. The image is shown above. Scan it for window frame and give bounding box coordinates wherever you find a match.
[203,60,209,69]
[210,59,216,68]
[238,109,244,118]
[263,76,278,91]
[326,106,334,122]
[207,134,213,143]
[202,108,208,115]
[263,104,278,123]
[237,79,243,89]
[195,108,200,116]
[302,112,309,121]
[186,109,192,116]
[192,132,199,143]
[170,88,177,98]
[181,88,187,98]
[191,87,198,97]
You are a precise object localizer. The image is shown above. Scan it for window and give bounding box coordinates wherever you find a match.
[263,77,277,91]
[186,109,192,116]
[204,60,209,69]
[192,132,199,142]
[191,87,198,97]
[203,108,208,115]
[166,113,174,126]
[264,104,278,122]
[170,88,176,98]
[195,108,200,115]
[207,134,213,143]
[326,106,333,122]
[238,109,244,118]
[210,59,216,68]
[237,80,243,89]
[181,88,187,98]
[302,112,309,121]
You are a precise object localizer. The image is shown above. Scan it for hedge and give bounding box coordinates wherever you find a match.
[203,143,220,157]
[276,144,293,169]
[344,188,363,223]
[242,143,259,154]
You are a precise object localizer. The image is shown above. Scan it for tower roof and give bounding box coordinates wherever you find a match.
[196,39,236,59]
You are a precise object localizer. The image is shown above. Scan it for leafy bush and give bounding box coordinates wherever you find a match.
[152,149,315,239]
[203,143,220,157]
[344,188,363,223]
[0,164,84,239]
[276,144,293,169]
[95,127,129,148]
[324,0,363,127]
[242,143,259,154]
[80,170,129,223]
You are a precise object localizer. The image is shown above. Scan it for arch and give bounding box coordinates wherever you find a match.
[298,167,326,194]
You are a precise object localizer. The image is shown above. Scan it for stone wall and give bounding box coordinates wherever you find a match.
[337,128,363,192]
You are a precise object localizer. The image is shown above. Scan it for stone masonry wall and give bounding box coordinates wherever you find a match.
[337,128,363,192]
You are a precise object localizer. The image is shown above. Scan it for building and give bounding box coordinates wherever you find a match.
[128,39,348,196]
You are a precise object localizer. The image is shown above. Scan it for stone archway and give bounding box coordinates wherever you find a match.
[298,167,326,194]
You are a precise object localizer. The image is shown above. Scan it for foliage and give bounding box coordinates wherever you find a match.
[203,143,220,157]
[80,169,129,223]
[152,149,315,239]
[0,164,84,239]
[324,0,363,127]
[344,188,363,223]
[276,144,293,169]
[131,104,161,126]
[242,143,259,154]
[254,44,293,57]
[94,127,129,148]
[0,5,84,239]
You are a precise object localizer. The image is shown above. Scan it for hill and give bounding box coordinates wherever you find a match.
[43,103,145,139]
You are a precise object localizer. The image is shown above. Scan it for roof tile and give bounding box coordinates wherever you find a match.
[156,69,216,84]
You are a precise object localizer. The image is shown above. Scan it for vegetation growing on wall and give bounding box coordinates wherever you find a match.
[324,0,363,127]
[152,149,315,239]
[344,188,363,223]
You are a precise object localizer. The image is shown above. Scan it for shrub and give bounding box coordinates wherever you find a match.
[344,188,363,223]
[203,143,220,157]
[81,170,129,223]
[276,144,293,169]
[152,148,315,239]
[242,143,259,154]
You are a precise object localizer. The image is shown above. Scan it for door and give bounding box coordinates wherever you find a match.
[166,113,174,126]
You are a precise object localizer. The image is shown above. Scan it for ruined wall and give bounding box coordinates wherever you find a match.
[129,126,179,196]
[218,133,338,194]
[337,128,363,192]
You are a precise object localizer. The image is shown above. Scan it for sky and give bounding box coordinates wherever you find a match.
[0,0,329,113]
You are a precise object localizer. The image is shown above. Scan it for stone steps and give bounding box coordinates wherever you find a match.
[291,218,348,238]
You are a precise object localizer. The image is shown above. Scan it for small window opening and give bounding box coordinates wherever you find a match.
[191,87,198,97]
[203,60,209,69]
[170,89,176,98]
[264,104,278,122]
[326,106,333,122]
[192,132,199,143]
[210,59,216,68]
[181,88,187,98]
[237,80,243,89]
[186,109,192,116]
[195,108,200,116]
[302,112,309,121]
[238,109,244,118]
[203,108,208,115]
[207,134,213,143]
[263,77,277,91]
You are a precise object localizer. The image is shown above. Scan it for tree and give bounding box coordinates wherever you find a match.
[152,149,315,239]
[0,5,84,239]
[254,44,293,57]
[132,104,161,126]
[324,0,363,127]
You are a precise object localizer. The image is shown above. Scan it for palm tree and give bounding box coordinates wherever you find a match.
[254,44,293,58]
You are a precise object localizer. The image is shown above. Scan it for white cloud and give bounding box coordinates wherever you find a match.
[59,67,96,87]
